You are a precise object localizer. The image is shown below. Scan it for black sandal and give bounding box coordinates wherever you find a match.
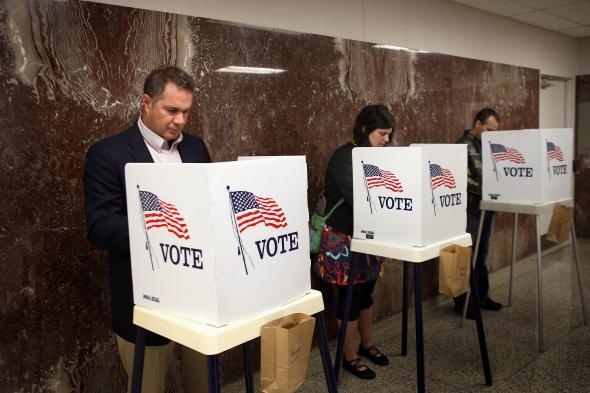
[359,344,390,366]
[342,357,376,380]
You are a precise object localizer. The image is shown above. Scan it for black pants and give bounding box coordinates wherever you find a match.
[336,280,377,321]
[454,198,494,308]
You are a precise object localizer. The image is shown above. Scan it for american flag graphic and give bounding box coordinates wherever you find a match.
[547,141,564,162]
[230,191,287,233]
[490,143,526,164]
[430,163,456,189]
[140,191,190,240]
[363,164,404,192]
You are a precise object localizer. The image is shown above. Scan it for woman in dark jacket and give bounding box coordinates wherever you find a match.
[313,104,395,379]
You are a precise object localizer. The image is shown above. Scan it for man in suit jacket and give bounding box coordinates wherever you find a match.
[84,66,211,393]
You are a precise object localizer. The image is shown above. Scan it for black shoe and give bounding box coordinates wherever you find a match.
[358,344,389,366]
[481,297,502,311]
[342,358,376,380]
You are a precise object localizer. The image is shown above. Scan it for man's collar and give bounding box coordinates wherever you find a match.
[137,116,183,152]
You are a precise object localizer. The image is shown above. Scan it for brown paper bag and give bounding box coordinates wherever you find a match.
[546,204,573,244]
[439,245,471,298]
[261,313,315,393]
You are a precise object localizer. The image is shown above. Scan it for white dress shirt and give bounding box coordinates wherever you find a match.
[137,116,183,163]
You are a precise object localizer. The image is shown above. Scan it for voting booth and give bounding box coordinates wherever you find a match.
[482,129,573,203]
[352,145,467,247]
[125,157,311,326]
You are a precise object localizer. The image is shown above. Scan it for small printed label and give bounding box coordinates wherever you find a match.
[143,294,160,303]
[361,229,375,239]
[488,193,500,200]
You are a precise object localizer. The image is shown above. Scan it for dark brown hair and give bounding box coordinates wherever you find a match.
[352,104,396,145]
[473,107,499,127]
[143,65,195,101]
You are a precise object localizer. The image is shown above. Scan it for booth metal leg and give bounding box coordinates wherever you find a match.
[469,265,493,386]
[207,355,221,393]
[314,312,339,393]
[462,210,486,326]
[570,221,588,326]
[414,264,425,393]
[243,341,254,393]
[401,261,409,356]
[535,215,545,353]
[130,327,147,393]
[509,213,518,306]
[334,253,358,382]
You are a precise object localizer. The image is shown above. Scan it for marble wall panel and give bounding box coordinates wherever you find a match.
[0,0,539,391]
[575,75,590,237]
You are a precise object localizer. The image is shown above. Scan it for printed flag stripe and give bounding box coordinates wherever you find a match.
[237,210,287,232]
[430,164,456,189]
[230,191,288,233]
[139,191,190,240]
[363,164,404,193]
[240,219,286,233]
[236,211,286,225]
[144,210,188,230]
[547,150,564,161]
[144,214,188,234]
[144,214,189,239]
[144,223,187,239]
[490,143,526,164]
[547,141,564,162]
[158,206,186,222]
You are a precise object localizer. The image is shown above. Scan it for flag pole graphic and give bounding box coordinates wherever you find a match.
[137,185,156,271]
[546,139,551,181]
[361,161,375,214]
[227,186,250,275]
[428,161,437,216]
[489,141,499,181]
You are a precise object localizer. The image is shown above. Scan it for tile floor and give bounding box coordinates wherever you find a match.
[225,239,590,392]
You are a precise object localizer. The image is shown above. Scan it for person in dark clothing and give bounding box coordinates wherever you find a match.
[313,104,395,379]
[454,107,502,318]
[84,66,211,393]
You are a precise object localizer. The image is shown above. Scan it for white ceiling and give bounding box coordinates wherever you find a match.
[450,0,590,37]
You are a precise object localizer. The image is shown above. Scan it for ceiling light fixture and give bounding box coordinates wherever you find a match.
[372,44,431,53]
[215,66,286,74]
